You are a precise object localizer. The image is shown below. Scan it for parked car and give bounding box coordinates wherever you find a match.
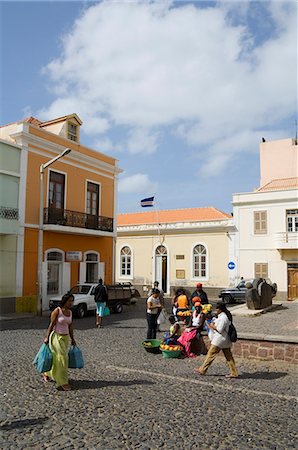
[218,278,277,304]
[49,282,138,318]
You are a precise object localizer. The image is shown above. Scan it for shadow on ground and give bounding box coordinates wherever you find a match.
[239,371,288,380]
[70,378,155,390]
[0,417,48,431]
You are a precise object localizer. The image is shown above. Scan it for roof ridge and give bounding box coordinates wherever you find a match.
[118,206,228,215]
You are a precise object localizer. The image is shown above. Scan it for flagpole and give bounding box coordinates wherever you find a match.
[153,194,164,244]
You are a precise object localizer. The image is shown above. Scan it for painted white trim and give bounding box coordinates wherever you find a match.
[190,242,209,282]
[24,223,39,228]
[9,126,122,175]
[45,248,65,261]
[16,227,24,297]
[84,250,100,261]
[117,219,234,234]
[15,143,29,295]
[47,168,68,210]
[43,224,116,238]
[119,244,133,279]
[0,137,22,149]
[85,179,101,216]
[0,169,20,178]
[152,242,170,295]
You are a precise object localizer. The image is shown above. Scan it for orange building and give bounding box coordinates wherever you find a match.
[0,114,122,313]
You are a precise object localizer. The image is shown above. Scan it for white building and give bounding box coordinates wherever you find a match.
[233,138,298,300]
[116,207,236,297]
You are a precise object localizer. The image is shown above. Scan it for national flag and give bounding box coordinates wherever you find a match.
[140,196,154,207]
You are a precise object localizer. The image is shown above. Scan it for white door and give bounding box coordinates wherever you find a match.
[79,262,86,284]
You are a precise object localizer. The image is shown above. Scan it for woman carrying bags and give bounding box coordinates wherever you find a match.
[196,302,238,378]
[43,292,76,391]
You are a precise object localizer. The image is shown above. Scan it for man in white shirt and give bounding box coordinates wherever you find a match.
[196,302,238,378]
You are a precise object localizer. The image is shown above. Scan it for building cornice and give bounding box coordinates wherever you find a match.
[117,219,235,235]
[9,124,123,176]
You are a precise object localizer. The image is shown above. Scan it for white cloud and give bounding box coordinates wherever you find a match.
[40,0,296,171]
[118,173,158,194]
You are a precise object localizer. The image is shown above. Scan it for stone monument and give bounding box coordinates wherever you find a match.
[245,278,273,310]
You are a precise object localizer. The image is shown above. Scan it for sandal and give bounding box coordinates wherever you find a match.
[194,368,205,376]
[42,374,50,383]
[57,384,71,391]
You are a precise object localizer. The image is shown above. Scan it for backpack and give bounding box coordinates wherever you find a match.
[228,323,237,343]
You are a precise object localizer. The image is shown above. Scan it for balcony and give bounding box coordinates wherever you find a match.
[0,206,19,234]
[44,207,113,233]
[275,232,298,250]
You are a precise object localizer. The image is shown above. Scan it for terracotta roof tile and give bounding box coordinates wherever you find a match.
[118,207,231,226]
[257,177,298,192]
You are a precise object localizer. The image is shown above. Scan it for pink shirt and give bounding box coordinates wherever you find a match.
[54,307,72,335]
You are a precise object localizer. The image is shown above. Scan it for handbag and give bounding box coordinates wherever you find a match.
[68,346,84,369]
[103,306,110,316]
[33,343,53,373]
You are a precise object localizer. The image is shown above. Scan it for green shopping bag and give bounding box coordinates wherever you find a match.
[103,306,110,316]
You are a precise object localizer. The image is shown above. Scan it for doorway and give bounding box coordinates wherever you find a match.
[155,245,168,293]
[288,264,298,300]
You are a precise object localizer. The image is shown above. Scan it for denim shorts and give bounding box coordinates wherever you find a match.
[96,302,106,317]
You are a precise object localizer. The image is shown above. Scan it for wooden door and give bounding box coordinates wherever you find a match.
[86,182,99,228]
[288,269,298,300]
[48,171,65,223]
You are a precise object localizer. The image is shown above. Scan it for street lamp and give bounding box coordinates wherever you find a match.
[37,148,71,316]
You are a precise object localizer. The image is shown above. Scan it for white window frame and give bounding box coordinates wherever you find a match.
[152,242,170,294]
[286,209,298,233]
[119,244,133,279]
[67,121,78,142]
[84,250,100,283]
[191,243,208,281]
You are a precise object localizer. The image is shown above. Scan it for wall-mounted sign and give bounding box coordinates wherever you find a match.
[66,251,82,261]
[176,269,185,279]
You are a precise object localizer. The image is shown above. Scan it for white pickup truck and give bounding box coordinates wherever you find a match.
[49,282,138,318]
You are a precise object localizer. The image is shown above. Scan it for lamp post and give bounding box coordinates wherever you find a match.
[37,148,71,316]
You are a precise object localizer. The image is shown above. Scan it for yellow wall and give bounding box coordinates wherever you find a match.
[23,228,113,296]
[25,148,115,225]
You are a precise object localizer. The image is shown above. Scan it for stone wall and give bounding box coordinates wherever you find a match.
[202,336,298,365]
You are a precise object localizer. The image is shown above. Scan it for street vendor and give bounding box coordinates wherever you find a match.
[177,303,207,357]
[164,315,182,344]
[176,290,189,312]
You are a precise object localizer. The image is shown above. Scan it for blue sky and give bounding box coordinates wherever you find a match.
[1,1,296,214]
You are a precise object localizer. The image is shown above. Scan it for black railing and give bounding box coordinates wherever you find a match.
[0,206,19,220]
[44,207,113,232]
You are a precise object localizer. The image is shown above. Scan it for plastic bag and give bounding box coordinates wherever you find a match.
[157,309,167,325]
[103,306,110,316]
[33,343,53,373]
[68,346,84,369]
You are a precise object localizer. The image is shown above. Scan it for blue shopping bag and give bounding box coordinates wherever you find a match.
[33,343,53,373]
[68,346,84,369]
[103,306,110,316]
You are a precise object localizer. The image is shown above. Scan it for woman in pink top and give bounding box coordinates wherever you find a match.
[43,293,76,391]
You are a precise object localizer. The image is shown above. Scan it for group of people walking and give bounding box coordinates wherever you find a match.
[39,279,238,392]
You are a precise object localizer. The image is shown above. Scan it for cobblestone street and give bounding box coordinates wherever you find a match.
[1,301,297,450]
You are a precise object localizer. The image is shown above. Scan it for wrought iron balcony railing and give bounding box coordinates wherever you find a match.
[0,206,19,220]
[44,207,113,232]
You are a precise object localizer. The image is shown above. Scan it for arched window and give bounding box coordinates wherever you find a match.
[193,244,207,278]
[85,252,99,283]
[120,246,131,276]
[156,245,167,256]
